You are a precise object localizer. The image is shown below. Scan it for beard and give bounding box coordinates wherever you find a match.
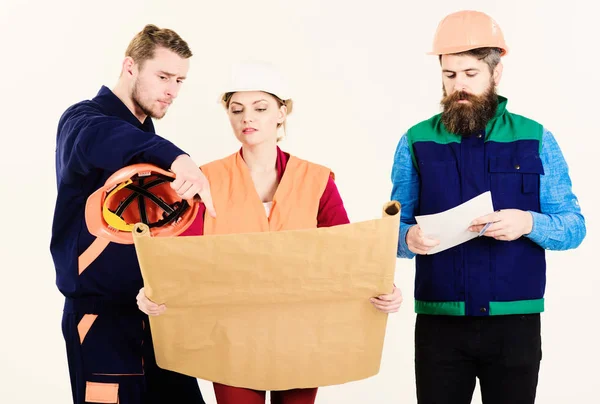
[132,80,167,120]
[440,81,498,136]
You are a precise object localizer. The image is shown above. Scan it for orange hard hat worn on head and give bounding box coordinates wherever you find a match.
[428,10,508,56]
[85,163,200,245]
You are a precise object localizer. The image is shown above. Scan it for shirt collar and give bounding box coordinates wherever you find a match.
[92,85,155,133]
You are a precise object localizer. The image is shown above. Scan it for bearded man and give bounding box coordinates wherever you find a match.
[390,10,586,404]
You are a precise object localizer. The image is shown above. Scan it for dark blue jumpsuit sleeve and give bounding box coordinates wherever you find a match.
[59,110,186,175]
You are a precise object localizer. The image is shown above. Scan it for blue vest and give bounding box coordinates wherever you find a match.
[407,96,546,316]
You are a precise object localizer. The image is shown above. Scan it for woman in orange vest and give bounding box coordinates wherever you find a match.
[136,61,403,404]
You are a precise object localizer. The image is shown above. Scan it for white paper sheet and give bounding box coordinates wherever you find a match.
[415,191,495,255]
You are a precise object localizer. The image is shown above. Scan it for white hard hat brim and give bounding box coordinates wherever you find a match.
[218,62,291,104]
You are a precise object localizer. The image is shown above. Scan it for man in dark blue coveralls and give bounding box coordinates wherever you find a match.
[51,24,215,404]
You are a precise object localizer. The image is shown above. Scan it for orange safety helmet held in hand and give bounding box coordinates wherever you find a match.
[428,10,508,56]
[85,163,200,245]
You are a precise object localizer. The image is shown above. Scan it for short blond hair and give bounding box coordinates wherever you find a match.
[125,24,192,67]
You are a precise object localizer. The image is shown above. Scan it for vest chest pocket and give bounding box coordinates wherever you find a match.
[489,155,544,195]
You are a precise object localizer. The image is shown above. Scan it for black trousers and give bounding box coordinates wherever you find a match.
[415,313,542,404]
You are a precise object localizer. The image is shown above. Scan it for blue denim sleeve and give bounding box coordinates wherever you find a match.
[525,129,586,250]
[390,133,419,259]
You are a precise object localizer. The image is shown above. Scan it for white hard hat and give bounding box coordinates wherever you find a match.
[219,61,291,103]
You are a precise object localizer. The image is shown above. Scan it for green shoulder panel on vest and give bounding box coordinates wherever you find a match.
[406,113,460,168]
[484,96,544,149]
[405,96,545,168]
[487,112,544,153]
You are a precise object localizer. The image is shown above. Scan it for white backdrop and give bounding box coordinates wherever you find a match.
[0,1,597,403]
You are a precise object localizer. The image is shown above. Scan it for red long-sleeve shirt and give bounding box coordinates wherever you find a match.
[181,147,350,236]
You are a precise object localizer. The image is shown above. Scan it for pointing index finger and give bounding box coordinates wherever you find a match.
[199,188,216,218]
